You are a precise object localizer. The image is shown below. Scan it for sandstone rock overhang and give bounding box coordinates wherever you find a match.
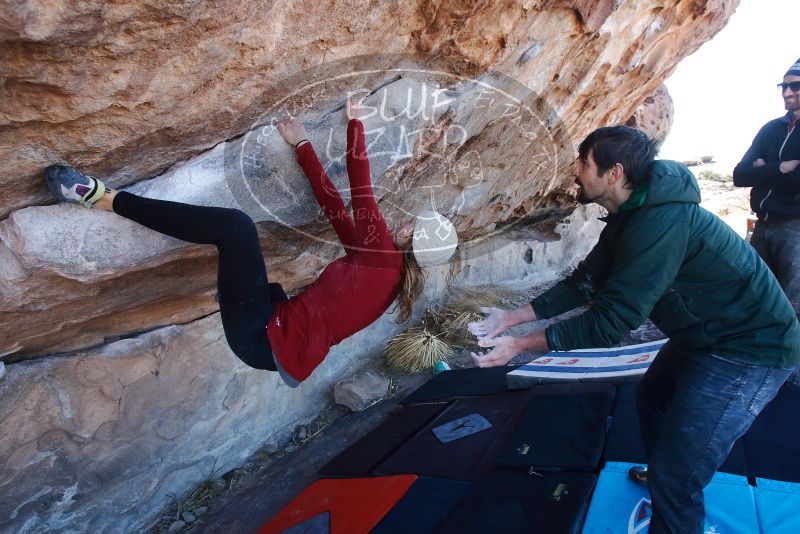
[0,0,735,362]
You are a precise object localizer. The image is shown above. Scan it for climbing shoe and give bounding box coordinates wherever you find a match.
[628,465,648,486]
[44,164,106,208]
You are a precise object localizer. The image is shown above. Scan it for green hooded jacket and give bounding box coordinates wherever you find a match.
[531,160,800,368]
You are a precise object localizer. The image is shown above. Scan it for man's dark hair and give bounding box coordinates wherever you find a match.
[578,126,660,188]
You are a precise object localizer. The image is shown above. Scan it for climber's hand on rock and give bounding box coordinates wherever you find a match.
[347,97,368,121]
[277,118,309,147]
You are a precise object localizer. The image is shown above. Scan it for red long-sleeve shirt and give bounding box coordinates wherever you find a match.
[266,119,403,381]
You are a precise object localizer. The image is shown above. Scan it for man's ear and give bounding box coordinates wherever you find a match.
[607,163,625,186]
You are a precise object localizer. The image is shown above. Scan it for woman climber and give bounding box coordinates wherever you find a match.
[43,100,452,387]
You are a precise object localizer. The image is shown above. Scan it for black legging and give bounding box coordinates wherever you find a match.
[113,191,278,370]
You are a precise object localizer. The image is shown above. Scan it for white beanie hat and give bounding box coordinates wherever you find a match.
[412,210,458,267]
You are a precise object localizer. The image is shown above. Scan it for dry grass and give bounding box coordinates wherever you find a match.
[385,284,532,372]
[384,328,453,373]
[441,285,530,314]
[424,307,482,349]
[150,462,231,532]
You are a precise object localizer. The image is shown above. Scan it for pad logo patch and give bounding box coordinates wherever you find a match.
[626,496,721,533]
[628,497,651,534]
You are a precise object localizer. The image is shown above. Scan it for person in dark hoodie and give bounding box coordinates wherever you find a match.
[468,126,800,533]
[733,58,800,330]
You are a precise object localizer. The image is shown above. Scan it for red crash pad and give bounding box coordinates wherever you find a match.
[258,475,417,534]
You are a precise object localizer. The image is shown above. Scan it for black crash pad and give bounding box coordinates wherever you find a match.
[371,476,476,534]
[318,402,448,477]
[496,382,616,472]
[438,469,597,534]
[401,366,520,404]
[743,382,800,483]
[376,390,530,481]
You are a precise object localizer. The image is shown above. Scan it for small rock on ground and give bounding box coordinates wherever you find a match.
[334,370,390,412]
[293,425,308,442]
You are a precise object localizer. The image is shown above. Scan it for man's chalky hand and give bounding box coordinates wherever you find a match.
[468,307,509,339]
[470,335,521,368]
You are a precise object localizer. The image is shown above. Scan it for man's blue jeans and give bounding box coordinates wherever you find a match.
[636,341,795,533]
[750,218,800,319]
[751,218,800,384]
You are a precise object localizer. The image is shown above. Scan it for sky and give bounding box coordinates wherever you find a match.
[659,0,800,169]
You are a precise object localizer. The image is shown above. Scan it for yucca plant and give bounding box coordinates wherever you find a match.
[442,285,530,314]
[425,307,483,348]
[385,285,532,373]
[441,310,484,344]
[384,327,453,373]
